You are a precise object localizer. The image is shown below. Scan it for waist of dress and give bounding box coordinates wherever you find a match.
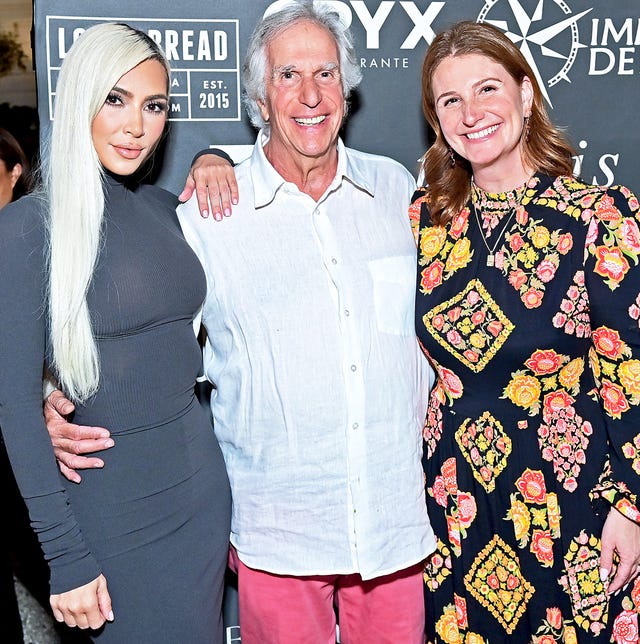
[73,393,207,436]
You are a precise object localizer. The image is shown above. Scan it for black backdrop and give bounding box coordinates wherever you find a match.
[32,2,640,641]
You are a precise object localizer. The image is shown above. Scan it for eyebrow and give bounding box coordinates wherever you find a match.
[436,76,503,103]
[272,61,339,75]
[110,85,169,101]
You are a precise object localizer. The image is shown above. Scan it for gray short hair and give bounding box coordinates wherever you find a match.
[242,0,363,130]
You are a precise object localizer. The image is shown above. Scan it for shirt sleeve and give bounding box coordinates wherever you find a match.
[584,183,640,524]
[190,147,235,167]
[0,197,102,594]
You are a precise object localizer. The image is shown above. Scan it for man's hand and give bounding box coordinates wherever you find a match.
[178,153,238,221]
[44,390,114,484]
[600,507,640,595]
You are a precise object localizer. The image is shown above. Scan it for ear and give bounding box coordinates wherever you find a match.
[258,99,270,124]
[521,76,533,117]
[9,163,23,190]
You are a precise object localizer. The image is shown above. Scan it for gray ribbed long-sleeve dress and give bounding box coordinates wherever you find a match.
[0,174,231,642]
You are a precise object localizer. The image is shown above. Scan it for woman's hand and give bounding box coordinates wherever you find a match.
[50,574,113,630]
[178,153,238,220]
[600,507,640,595]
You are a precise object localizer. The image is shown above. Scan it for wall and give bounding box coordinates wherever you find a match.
[32,0,640,195]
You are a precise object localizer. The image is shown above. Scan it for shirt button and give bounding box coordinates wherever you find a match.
[352,422,359,430]
[331,258,338,265]
[344,309,350,317]
[350,364,357,372]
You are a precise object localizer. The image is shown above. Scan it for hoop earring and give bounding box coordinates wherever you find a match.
[448,147,455,168]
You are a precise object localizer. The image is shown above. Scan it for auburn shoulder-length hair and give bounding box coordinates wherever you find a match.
[419,21,575,225]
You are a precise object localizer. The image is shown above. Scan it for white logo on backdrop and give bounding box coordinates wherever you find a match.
[478,0,592,106]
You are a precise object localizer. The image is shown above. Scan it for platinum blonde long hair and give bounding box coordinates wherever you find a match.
[45,22,169,402]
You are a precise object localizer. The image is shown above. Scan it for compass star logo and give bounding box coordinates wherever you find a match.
[477,0,592,107]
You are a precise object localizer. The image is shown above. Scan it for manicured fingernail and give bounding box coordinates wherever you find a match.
[108,611,114,621]
[224,208,231,217]
[232,198,238,204]
[104,439,115,448]
[201,209,209,218]
[600,568,609,582]
[214,212,222,222]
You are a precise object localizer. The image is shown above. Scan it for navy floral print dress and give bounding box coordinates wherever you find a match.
[412,174,640,643]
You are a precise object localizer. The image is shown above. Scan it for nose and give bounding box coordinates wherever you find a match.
[299,75,321,108]
[124,107,144,138]
[462,98,483,126]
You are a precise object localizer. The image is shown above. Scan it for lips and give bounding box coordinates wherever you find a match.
[466,124,500,140]
[294,115,326,126]
[113,145,143,159]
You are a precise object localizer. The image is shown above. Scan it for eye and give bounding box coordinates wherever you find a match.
[105,92,123,106]
[146,100,168,113]
[318,69,339,85]
[480,84,498,94]
[442,96,460,107]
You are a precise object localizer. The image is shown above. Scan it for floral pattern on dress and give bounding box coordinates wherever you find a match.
[432,597,488,644]
[590,459,640,524]
[418,198,473,294]
[558,530,608,636]
[629,293,640,329]
[589,326,640,419]
[505,469,562,567]
[428,457,478,556]
[464,535,535,634]
[503,349,593,491]
[456,411,512,493]
[415,174,640,643]
[532,607,578,644]
[611,578,640,644]
[622,434,640,476]
[495,209,572,309]
[422,356,463,458]
[424,537,453,592]
[423,278,514,372]
[552,271,591,337]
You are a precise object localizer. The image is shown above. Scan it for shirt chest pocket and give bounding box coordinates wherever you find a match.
[367,255,416,336]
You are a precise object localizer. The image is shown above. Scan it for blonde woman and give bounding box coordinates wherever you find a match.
[0,23,231,642]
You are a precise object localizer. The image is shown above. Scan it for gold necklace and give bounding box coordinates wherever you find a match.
[471,182,526,267]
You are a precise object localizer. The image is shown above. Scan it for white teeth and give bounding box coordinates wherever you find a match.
[466,124,499,139]
[295,115,326,125]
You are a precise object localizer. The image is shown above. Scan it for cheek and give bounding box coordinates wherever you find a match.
[91,112,113,148]
[436,111,457,141]
[147,115,167,146]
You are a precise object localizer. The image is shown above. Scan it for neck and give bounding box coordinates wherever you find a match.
[263,141,338,202]
[472,159,535,194]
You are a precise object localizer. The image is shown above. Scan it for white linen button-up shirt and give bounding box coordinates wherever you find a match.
[177,132,435,580]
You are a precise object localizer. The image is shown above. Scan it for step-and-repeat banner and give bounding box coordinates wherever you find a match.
[32,1,640,642]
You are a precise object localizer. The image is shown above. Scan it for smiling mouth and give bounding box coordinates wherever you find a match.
[466,124,499,140]
[294,115,326,126]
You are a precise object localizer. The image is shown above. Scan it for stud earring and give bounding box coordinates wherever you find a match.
[448,147,455,168]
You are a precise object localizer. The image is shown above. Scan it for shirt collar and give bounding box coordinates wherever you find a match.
[250,129,375,208]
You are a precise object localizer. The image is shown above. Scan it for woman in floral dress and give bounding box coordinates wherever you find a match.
[412,21,640,643]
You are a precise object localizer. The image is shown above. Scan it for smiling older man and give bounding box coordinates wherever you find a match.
[43,2,435,642]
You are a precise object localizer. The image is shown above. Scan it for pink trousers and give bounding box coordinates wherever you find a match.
[229,548,425,644]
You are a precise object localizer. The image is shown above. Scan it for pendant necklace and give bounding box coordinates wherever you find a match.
[471,182,526,268]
